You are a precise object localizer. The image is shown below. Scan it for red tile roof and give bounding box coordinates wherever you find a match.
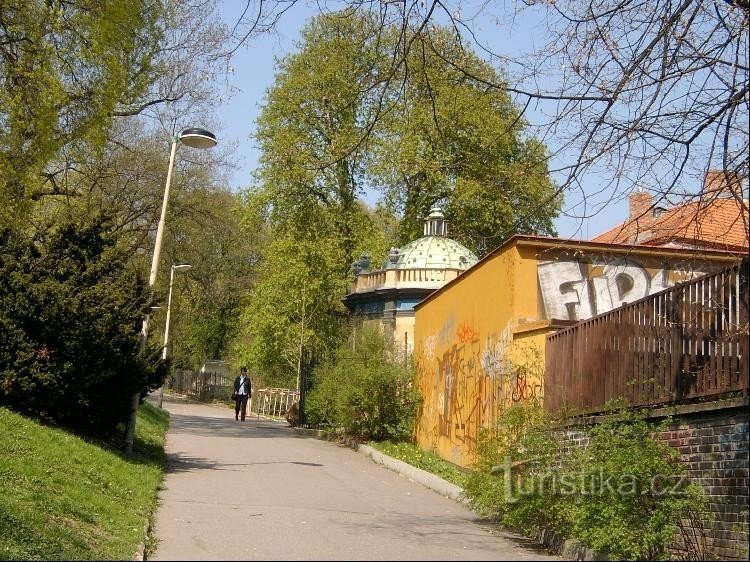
[593,197,749,252]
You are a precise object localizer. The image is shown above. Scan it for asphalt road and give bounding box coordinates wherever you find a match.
[147,395,561,561]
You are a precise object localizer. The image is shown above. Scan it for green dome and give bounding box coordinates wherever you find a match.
[385,236,478,270]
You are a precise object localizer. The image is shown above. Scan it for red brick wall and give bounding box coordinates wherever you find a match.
[557,401,749,560]
[658,406,749,560]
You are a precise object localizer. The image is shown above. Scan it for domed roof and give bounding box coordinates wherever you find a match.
[384,207,478,270]
[386,236,478,270]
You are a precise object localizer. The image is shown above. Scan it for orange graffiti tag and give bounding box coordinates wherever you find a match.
[455,322,478,343]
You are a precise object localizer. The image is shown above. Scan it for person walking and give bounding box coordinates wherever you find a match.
[232,367,252,421]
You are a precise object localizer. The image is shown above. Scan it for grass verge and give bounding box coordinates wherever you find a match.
[0,402,169,561]
[368,440,470,488]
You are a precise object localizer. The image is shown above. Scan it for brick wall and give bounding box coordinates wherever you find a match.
[558,399,749,560]
[657,403,749,560]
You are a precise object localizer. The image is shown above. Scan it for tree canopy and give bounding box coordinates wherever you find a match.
[229,0,749,234]
[0,1,162,223]
[254,11,559,258]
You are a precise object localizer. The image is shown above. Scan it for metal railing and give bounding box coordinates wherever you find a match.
[167,371,300,421]
[169,370,233,402]
[250,388,299,420]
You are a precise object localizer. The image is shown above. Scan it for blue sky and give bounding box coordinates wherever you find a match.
[213,1,631,241]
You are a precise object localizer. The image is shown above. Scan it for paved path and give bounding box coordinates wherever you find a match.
[148,395,561,561]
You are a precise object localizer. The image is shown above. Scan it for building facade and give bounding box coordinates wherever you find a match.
[342,208,478,354]
[412,236,741,467]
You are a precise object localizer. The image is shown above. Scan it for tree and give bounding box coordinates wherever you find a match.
[365,24,559,254]
[0,0,232,230]
[254,12,559,258]
[0,215,166,435]
[229,0,749,234]
[0,0,162,225]
[156,188,259,370]
[235,197,352,389]
[253,12,387,272]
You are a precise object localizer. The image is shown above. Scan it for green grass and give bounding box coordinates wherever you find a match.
[368,440,470,488]
[0,402,169,561]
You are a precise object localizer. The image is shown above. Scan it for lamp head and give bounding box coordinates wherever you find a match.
[173,263,193,272]
[179,127,217,149]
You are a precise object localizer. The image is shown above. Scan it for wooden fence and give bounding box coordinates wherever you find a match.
[545,259,749,413]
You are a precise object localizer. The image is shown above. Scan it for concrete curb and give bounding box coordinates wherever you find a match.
[536,528,608,561]
[357,444,469,504]
[289,426,468,505]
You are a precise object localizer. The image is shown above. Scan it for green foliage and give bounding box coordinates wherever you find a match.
[463,403,707,560]
[464,402,559,523]
[0,215,167,434]
[155,190,257,370]
[254,13,388,271]
[565,411,707,560]
[368,29,561,256]
[0,0,163,227]
[305,325,421,442]
[236,220,349,389]
[0,402,168,560]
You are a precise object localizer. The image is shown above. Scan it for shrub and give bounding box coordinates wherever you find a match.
[0,216,166,435]
[304,324,421,441]
[464,402,706,560]
[564,410,706,560]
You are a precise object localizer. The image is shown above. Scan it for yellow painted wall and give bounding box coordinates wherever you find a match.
[394,315,415,354]
[414,238,738,468]
[413,246,520,467]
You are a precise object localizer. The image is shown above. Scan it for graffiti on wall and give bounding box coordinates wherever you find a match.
[510,366,542,403]
[479,322,512,381]
[538,256,712,321]
[418,315,543,465]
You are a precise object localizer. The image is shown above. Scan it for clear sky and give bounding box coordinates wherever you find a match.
[213,1,631,241]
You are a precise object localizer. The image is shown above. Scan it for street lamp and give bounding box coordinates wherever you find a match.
[157,263,192,407]
[124,127,217,455]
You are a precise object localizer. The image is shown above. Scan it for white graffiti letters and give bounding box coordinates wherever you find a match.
[537,261,594,320]
[538,257,707,321]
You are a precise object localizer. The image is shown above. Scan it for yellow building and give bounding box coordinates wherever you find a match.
[413,236,741,468]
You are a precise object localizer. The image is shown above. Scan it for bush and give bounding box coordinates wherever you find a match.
[0,216,167,435]
[304,325,421,441]
[464,402,562,529]
[464,402,706,560]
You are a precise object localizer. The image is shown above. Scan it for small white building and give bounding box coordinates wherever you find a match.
[200,359,231,378]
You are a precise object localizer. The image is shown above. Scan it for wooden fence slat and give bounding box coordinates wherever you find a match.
[544,259,748,413]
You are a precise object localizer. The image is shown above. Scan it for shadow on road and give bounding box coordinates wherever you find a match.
[164,453,324,473]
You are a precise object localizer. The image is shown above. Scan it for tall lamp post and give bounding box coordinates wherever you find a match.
[158,263,192,407]
[124,127,217,455]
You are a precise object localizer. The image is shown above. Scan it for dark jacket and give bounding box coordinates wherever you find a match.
[233,375,252,397]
